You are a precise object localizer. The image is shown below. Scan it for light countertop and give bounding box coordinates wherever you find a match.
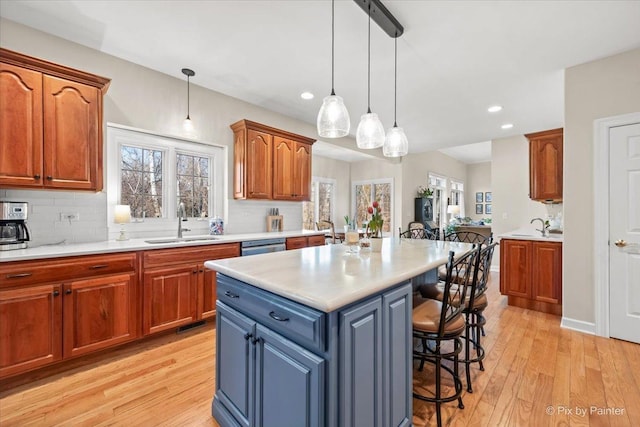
[499,228,564,243]
[205,238,473,312]
[0,230,324,263]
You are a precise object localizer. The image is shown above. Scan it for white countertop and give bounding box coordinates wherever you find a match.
[0,230,324,263]
[499,228,564,242]
[205,238,473,312]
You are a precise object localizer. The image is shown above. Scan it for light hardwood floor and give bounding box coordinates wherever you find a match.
[1,273,639,426]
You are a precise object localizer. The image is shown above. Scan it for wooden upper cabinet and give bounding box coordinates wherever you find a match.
[526,128,563,202]
[0,62,43,187]
[231,119,315,200]
[0,48,110,191]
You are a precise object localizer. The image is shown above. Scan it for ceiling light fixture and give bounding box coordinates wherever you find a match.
[301,91,314,100]
[501,123,514,129]
[356,3,385,149]
[383,35,408,157]
[181,68,195,135]
[488,105,502,113]
[317,0,350,138]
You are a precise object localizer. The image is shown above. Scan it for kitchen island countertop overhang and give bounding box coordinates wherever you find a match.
[205,238,473,312]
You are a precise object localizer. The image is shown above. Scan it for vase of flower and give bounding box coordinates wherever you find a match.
[370,236,383,252]
[367,201,384,252]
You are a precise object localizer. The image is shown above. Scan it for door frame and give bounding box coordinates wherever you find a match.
[593,111,640,337]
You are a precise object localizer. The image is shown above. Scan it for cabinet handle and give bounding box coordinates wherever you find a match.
[53,290,60,297]
[199,269,204,273]
[90,264,108,269]
[251,336,262,345]
[6,273,32,279]
[46,176,53,180]
[193,270,198,274]
[268,311,289,322]
[224,291,239,298]
[34,174,41,180]
[65,289,72,295]
[244,333,253,341]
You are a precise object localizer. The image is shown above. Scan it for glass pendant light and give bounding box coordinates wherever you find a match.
[182,68,196,137]
[356,4,385,149]
[383,36,408,157]
[317,0,350,138]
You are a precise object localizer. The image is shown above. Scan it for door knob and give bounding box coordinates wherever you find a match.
[614,239,627,247]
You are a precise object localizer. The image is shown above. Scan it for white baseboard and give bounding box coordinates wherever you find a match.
[490,265,499,273]
[560,317,596,335]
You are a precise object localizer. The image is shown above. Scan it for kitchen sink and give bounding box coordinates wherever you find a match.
[145,236,219,244]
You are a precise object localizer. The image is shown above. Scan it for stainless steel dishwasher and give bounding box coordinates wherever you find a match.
[241,238,286,256]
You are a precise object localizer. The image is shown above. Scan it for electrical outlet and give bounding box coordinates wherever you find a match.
[60,212,80,221]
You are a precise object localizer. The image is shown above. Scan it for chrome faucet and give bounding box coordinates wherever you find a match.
[177,202,190,238]
[530,217,548,237]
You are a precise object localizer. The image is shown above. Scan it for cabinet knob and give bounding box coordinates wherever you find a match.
[251,336,262,345]
[192,270,198,274]
[244,333,253,341]
[34,174,41,180]
[65,289,72,295]
[46,176,53,180]
[53,290,60,297]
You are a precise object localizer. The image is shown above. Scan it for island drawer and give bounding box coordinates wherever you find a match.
[217,274,326,353]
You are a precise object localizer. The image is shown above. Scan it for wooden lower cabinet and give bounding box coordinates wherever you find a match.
[285,235,325,250]
[500,238,562,315]
[0,284,62,378]
[142,243,240,336]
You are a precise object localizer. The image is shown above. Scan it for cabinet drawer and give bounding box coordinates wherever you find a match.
[217,274,325,353]
[286,237,307,250]
[144,243,240,268]
[0,252,137,288]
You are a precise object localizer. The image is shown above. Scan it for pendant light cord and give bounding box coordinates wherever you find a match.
[366,4,372,114]
[187,75,190,119]
[393,36,397,127]
[331,0,336,96]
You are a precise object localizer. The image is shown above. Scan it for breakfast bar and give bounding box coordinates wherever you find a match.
[205,238,472,427]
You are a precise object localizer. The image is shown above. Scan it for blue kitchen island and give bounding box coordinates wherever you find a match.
[204,238,471,427]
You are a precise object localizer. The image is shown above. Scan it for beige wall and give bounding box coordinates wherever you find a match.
[401,151,467,231]
[564,48,640,324]
[465,162,491,221]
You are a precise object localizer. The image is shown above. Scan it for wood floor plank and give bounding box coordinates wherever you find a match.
[1,272,639,426]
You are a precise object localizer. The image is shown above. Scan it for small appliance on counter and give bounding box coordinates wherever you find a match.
[0,201,31,251]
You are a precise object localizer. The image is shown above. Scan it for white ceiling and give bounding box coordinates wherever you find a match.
[2,0,639,163]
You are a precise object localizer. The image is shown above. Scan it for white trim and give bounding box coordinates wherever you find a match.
[593,112,640,338]
[560,317,596,335]
[351,178,395,234]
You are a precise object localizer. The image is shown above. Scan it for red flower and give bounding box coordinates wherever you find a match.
[367,206,374,214]
[372,201,379,208]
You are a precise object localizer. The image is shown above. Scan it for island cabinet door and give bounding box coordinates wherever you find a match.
[382,284,412,427]
[254,324,324,427]
[216,302,255,427]
[339,297,383,427]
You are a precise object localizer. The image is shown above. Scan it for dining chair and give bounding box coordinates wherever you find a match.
[316,220,337,244]
[399,227,438,240]
[443,230,492,245]
[412,246,479,427]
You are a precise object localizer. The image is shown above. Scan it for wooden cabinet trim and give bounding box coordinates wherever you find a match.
[230,119,315,145]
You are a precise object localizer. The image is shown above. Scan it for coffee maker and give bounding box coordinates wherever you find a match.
[0,202,31,250]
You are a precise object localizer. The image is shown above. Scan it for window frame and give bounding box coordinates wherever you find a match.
[351,178,394,234]
[106,123,227,237]
[303,176,337,231]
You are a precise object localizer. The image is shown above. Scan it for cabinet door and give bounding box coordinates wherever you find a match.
[528,129,563,201]
[382,284,412,427]
[272,136,295,200]
[293,142,312,201]
[255,324,324,427]
[339,297,383,427]
[532,242,562,304]
[198,265,217,320]
[233,128,247,199]
[62,273,137,358]
[0,284,62,378]
[246,129,272,199]
[0,62,43,187]
[216,302,255,427]
[500,239,532,298]
[43,75,100,190]
[143,264,197,335]
[307,234,326,247]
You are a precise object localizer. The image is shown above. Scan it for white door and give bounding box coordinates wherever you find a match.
[609,122,640,344]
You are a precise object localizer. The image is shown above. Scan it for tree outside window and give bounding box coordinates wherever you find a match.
[177,153,210,218]
[121,146,163,218]
[354,180,392,233]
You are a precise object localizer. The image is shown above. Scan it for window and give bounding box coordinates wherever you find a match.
[352,179,393,233]
[450,180,465,218]
[107,125,225,235]
[302,177,336,230]
[429,173,447,227]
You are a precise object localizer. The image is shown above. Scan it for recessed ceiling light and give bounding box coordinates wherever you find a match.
[300,91,314,100]
[488,105,502,113]
[501,123,514,130]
